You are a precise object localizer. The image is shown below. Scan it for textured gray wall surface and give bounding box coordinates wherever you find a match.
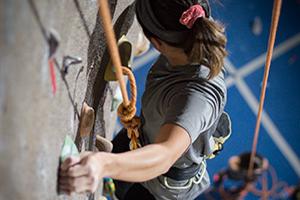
[0,0,138,199]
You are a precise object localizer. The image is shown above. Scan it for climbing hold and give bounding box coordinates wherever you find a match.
[111,86,122,112]
[104,35,133,81]
[47,30,60,95]
[79,102,95,151]
[79,102,95,136]
[47,30,60,58]
[62,55,82,75]
[58,135,79,195]
[134,30,150,56]
[95,135,113,153]
[60,135,79,162]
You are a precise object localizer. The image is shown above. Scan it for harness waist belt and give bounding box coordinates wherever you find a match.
[163,163,200,181]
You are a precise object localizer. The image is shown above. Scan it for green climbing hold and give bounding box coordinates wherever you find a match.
[60,135,79,162]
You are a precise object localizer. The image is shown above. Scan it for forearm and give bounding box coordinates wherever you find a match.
[97,143,173,182]
[59,124,190,194]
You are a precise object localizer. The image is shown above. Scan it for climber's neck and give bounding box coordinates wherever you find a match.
[149,37,189,66]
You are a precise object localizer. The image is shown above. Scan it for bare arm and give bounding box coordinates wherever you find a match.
[101,124,191,182]
[59,124,190,193]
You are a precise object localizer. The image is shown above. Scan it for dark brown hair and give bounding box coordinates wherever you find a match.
[141,0,227,79]
[187,17,227,78]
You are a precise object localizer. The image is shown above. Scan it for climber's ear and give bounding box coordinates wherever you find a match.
[149,37,163,52]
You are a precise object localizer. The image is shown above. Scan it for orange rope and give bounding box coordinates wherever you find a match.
[210,1,283,199]
[98,0,141,150]
[247,0,282,178]
[117,67,141,150]
[98,0,129,106]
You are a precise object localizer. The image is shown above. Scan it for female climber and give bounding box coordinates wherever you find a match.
[59,0,230,199]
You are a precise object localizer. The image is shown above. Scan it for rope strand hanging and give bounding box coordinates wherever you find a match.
[247,0,282,179]
[204,1,286,199]
[98,0,141,150]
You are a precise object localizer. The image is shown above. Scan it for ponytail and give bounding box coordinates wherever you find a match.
[136,0,227,79]
[187,18,227,79]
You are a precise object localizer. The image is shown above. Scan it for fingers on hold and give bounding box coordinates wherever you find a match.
[69,156,81,165]
[60,159,70,171]
[59,189,72,196]
[59,177,76,188]
[68,177,77,187]
[60,156,80,170]
[67,166,79,177]
[59,169,68,177]
[59,182,75,195]
[59,183,71,191]
[60,176,98,194]
[68,164,90,177]
[58,176,68,185]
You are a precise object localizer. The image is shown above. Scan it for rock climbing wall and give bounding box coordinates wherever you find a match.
[0,0,141,199]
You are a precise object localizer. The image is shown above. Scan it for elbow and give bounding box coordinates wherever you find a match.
[138,154,173,182]
[137,144,180,181]
[144,144,175,179]
[154,143,186,176]
[161,163,171,175]
[159,149,176,175]
[159,163,170,176]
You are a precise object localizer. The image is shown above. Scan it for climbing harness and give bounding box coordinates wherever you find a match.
[163,160,207,190]
[98,0,141,150]
[207,112,232,159]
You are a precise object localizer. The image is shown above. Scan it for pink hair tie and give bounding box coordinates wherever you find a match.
[179,5,206,29]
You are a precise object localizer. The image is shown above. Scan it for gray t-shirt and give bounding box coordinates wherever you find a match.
[140,55,227,199]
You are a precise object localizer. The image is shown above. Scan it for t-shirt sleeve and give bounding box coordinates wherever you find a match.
[163,89,217,143]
